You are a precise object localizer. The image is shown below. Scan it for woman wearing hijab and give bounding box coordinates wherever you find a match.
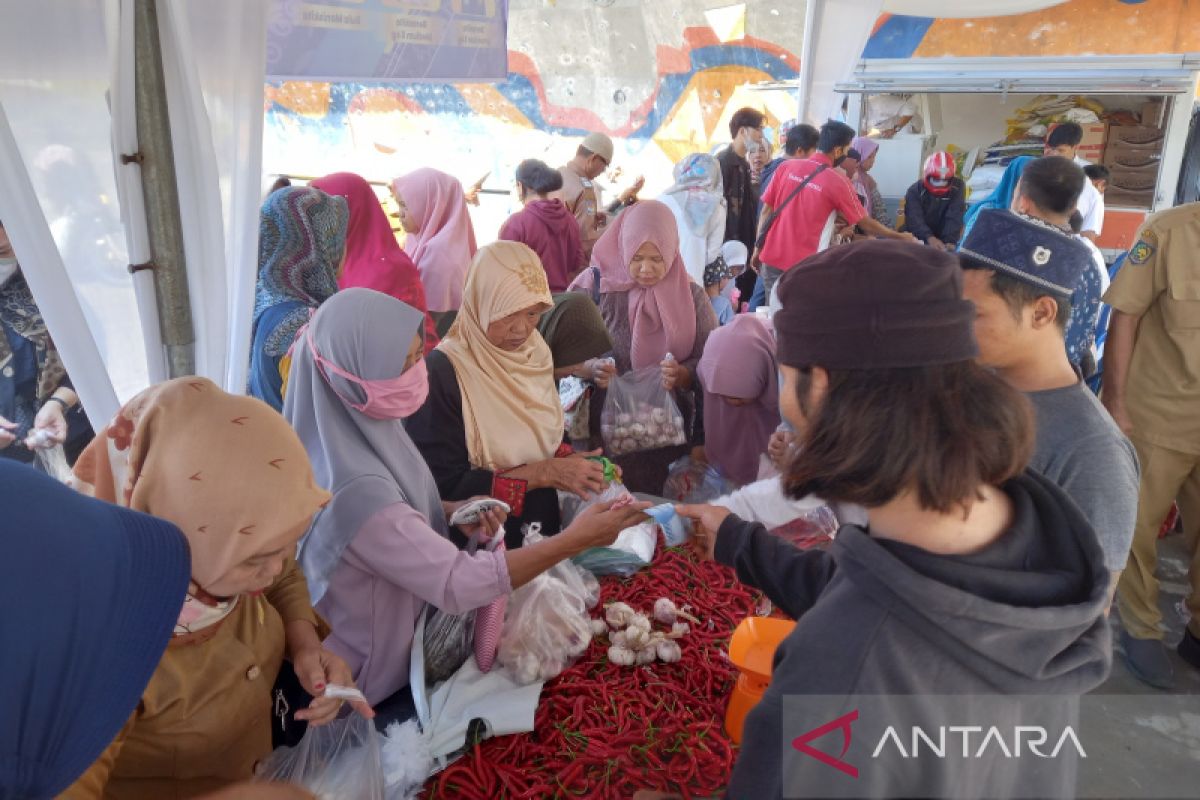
[408,242,609,549]
[0,462,189,800]
[537,292,614,381]
[286,288,648,711]
[250,186,348,412]
[64,378,369,799]
[961,155,1035,238]
[850,136,891,228]
[0,219,90,465]
[309,172,438,353]
[391,167,478,324]
[499,159,584,292]
[696,315,780,486]
[658,153,727,286]
[569,199,720,493]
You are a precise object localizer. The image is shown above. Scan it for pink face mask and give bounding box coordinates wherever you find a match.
[307,332,429,420]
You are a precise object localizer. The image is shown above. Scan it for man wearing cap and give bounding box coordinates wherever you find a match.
[959,208,1139,609]
[1102,201,1200,689]
[559,132,635,263]
[677,240,1111,799]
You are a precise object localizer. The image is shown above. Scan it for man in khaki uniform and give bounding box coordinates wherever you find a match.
[1102,201,1200,689]
[559,132,613,264]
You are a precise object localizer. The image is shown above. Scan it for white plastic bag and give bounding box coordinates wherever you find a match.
[498,525,598,685]
[32,441,72,483]
[562,482,657,576]
[600,366,687,456]
[257,713,384,800]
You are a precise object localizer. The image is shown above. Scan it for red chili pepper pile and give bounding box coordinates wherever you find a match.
[424,545,762,799]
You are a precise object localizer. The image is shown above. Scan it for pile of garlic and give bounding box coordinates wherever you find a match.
[592,599,698,666]
[600,404,686,456]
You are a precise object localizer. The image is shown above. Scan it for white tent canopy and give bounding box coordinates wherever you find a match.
[0,0,268,427]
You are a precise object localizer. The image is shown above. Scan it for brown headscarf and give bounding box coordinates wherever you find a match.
[438,242,563,470]
[71,377,331,633]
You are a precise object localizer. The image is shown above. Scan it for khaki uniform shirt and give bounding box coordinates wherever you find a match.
[1103,202,1200,455]
[559,163,604,261]
[61,559,327,799]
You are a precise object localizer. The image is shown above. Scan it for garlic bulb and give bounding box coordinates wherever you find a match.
[607,645,637,666]
[655,639,682,663]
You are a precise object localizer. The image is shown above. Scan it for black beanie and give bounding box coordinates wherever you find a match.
[774,240,979,370]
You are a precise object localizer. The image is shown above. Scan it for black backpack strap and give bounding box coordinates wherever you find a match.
[755,164,828,252]
[590,266,601,305]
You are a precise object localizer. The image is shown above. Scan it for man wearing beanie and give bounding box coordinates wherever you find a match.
[959,209,1139,614]
[678,241,1111,799]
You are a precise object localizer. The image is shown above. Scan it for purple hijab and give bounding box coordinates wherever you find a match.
[696,315,779,486]
[851,136,881,215]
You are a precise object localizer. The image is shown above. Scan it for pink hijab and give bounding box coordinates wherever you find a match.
[309,172,438,352]
[696,315,779,486]
[590,199,697,370]
[391,168,478,312]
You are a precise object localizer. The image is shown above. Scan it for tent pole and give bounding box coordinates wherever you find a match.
[134,0,195,378]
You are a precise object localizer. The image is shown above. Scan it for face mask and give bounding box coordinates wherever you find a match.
[0,258,17,286]
[308,332,429,420]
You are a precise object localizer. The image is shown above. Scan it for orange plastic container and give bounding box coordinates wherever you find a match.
[724,617,797,744]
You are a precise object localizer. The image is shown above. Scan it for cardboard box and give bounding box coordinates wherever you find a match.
[1107,164,1159,192]
[1104,140,1163,170]
[1105,186,1154,208]
[1107,125,1166,147]
[1076,122,1108,163]
[1141,99,1166,128]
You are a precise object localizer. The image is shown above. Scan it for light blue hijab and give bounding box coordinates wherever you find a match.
[962,156,1035,238]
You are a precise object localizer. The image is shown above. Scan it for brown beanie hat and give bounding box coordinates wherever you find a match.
[774,240,978,370]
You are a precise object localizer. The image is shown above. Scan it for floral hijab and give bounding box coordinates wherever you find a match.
[663,153,724,236]
[253,187,348,357]
[0,271,64,404]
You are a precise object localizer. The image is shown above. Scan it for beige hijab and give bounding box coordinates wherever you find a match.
[71,377,331,633]
[439,242,563,470]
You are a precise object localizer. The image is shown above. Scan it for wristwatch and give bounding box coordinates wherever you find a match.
[47,396,71,412]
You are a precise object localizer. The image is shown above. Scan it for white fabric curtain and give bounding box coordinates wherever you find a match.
[0,0,269,423]
[0,0,145,426]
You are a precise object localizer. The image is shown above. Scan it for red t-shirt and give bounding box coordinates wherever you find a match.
[760,154,867,270]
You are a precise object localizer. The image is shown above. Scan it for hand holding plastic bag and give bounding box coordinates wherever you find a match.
[600,367,687,457]
[499,524,599,685]
[257,709,384,800]
[562,482,657,576]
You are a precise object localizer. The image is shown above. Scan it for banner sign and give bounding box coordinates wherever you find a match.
[267,0,508,82]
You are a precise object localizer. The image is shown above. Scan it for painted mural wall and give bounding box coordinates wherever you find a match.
[864,0,1200,59]
[263,0,806,239]
[262,0,1198,241]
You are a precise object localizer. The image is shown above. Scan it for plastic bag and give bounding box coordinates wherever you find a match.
[258,713,384,800]
[423,530,494,684]
[562,482,657,576]
[34,443,72,482]
[600,366,686,457]
[663,456,734,505]
[771,504,840,549]
[498,524,598,684]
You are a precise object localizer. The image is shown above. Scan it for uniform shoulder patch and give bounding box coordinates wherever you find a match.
[1129,237,1156,265]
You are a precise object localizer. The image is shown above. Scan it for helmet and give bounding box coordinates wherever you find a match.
[922,151,956,196]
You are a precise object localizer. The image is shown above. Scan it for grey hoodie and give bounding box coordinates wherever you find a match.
[718,470,1112,799]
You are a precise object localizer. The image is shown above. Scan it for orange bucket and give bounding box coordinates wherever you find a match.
[724,617,796,744]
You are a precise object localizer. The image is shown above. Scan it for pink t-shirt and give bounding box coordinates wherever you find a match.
[760,154,866,270]
[317,502,511,706]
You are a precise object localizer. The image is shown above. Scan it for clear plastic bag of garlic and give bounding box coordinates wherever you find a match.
[498,528,599,685]
[599,365,688,456]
